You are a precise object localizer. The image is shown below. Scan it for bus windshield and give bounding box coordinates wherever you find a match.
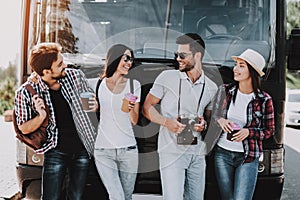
[30,0,272,69]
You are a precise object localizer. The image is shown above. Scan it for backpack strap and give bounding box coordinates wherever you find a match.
[13,84,50,136]
[25,84,38,96]
[13,84,49,150]
[25,84,49,127]
[95,78,102,121]
[95,78,102,104]
[130,78,134,94]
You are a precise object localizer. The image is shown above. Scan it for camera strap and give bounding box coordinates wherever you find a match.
[178,77,206,116]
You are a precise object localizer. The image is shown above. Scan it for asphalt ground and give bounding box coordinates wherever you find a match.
[0,116,20,199]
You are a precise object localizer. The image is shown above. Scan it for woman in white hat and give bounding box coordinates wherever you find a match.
[212,49,275,200]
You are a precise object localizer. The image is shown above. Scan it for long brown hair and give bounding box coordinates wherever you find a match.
[102,44,134,78]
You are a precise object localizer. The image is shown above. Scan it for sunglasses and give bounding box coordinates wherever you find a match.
[123,54,134,62]
[174,52,193,59]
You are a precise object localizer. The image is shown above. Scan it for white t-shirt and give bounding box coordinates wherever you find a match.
[217,89,254,152]
[150,70,218,155]
[94,78,141,149]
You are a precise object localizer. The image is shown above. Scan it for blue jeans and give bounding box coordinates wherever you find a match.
[159,153,206,200]
[214,145,259,200]
[41,149,90,200]
[94,145,138,200]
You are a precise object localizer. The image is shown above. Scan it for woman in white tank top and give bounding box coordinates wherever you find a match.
[93,44,141,200]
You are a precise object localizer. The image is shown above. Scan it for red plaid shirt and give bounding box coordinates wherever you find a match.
[213,84,275,163]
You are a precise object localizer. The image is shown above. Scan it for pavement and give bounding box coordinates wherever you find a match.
[0,116,21,200]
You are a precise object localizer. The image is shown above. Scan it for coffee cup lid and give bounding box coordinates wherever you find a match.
[80,92,93,98]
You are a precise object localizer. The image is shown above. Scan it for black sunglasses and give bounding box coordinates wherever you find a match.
[174,52,193,59]
[123,54,134,62]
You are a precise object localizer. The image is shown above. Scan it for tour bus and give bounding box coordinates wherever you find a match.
[9,0,300,199]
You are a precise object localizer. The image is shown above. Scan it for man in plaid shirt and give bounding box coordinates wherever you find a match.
[14,43,98,200]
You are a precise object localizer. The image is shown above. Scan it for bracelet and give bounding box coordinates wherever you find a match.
[203,120,207,130]
[162,118,167,126]
[204,122,207,130]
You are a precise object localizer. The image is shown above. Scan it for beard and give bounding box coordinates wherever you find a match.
[179,63,194,72]
[52,69,66,80]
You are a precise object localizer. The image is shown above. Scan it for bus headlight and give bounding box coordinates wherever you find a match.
[258,148,284,175]
[270,148,284,174]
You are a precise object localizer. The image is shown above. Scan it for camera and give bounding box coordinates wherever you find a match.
[177,114,198,145]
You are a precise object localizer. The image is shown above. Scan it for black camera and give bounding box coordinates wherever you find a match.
[177,114,198,145]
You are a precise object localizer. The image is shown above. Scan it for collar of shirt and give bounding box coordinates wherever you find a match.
[228,85,265,99]
[179,70,205,85]
[27,72,51,92]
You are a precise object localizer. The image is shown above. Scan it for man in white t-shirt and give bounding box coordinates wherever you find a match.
[143,33,218,200]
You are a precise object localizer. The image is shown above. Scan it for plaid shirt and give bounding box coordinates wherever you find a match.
[212,84,275,163]
[14,68,97,155]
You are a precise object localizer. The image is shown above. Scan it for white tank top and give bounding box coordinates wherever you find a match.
[217,89,254,152]
[94,78,141,149]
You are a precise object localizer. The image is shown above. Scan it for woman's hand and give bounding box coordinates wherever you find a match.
[232,128,249,142]
[193,116,207,132]
[128,101,135,111]
[217,118,233,133]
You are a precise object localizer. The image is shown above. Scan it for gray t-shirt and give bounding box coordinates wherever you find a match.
[150,70,218,155]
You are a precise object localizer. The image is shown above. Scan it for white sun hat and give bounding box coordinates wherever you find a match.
[232,49,266,77]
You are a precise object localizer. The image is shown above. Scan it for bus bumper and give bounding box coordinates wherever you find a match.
[16,164,42,200]
[253,175,284,200]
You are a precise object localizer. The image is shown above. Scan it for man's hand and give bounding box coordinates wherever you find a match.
[89,93,99,112]
[164,118,186,135]
[193,116,207,132]
[19,94,47,134]
[32,94,47,118]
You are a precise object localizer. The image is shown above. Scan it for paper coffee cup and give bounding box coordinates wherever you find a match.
[80,92,94,112]
[121,93,137,112]
[227,122,241,141]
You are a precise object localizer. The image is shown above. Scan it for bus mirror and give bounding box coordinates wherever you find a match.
[287,28,300,70]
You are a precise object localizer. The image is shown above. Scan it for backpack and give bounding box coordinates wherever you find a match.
[13,84,49,150]
[95,78,150,126]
